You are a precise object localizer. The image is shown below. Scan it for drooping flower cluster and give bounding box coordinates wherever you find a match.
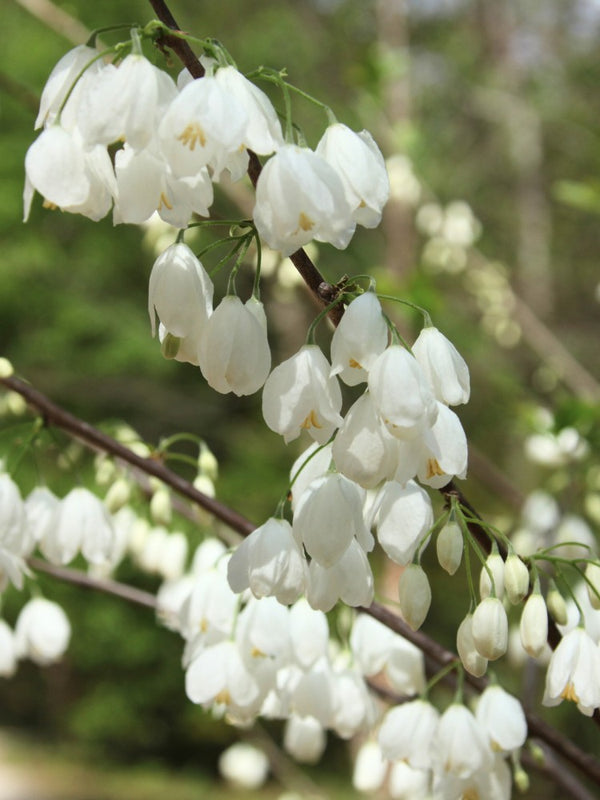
[25,41,389,254]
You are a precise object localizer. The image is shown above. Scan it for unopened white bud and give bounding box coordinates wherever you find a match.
[104,478,131,513]
[519,593,548,658]
[436,519,463,575]
[0,357,14,378]
[198,445,218,481]
[504,553,530,604]
[95,458,117,486]
[7,392,27,416]
[456,613,488,677]
[150,485,172,526]
[514,766,530,793]
[585,562,600,610]
[479,552,505,599]
[398,564,431,631]
[546,583,568,625]
[193,474,216,498]
[472,597,508,660]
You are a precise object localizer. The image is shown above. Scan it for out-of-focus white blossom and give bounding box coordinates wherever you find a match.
[218,742,269,789]
[543,627,600,716]
[41,487,115,566]
[476,686,527,753]
[14,598,71,666]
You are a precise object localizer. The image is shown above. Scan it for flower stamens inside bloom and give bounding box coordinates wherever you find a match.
[215,689,231,704]
[561,681,579,704]
[42,200,58,210]
[298,212,314,232]
[301,410,322,430]
[348,358,362,369]
[177,123,207,150]
[426,458,444,479]
[158,191,173,211]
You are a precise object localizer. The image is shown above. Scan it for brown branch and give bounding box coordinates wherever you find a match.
[146,0,341,323]
[0,374,255,537]
[28,557,157,609]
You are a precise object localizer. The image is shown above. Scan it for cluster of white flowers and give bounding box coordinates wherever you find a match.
[152,538,430,759]
[24,40,389,253]
[354,683,527,800]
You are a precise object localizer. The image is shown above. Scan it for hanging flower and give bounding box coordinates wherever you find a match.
[543,627,600,716]
[375,480,434,566]
[199,296,271,396]
[40,487,115,565]
[147,242,214,366]
[14,598,71,666]
[330,292,388,386]
[253,145,355,256]
[475,685,527,753]
[316,123,390,228]
[227,518,307,604]
[368,345,438,439]
[306,538,374,611]
[262,344,343,444]
[412,326,470,406]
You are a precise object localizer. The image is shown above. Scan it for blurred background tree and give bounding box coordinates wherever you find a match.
[1,0,599,796]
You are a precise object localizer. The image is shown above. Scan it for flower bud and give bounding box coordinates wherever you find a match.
[104,478,131,514]
[436,519,463,575]
[479,552,505,599]
[471,597,508,660]
[514,766,530,793]
[456,613,488,677]
[546,582,568,626]
[0,357,14,378]
[585,562,600,610]
[504,553,530,604]
[198,445,218,481]
[519,592,548,658]
[398,564,431,631]
[150,485,172,526]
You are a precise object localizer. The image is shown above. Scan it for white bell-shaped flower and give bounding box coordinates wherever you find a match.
[543,626,600,716]
[330,292,388,385]
[227,517,307,604]
[331,667,376,738]
[306,538,374,611]
[368,345,438,439]
[352,741,387,794]
[389,762,430,800]
[199,296,271,396]
[78,54,177,150]
[0,474,27,584]
[412,326,470,406]
[185,639,262,715]
[14,598,71,666]
[475,685,527,753]
[253,145,355,256]
[35,44,103,130]
[114,142,213,227]
[378,699,439,769]
[0,620,17,677]
[214,66,283,157]
[433,756,511,800]
[456,613,488,677]
[283,714,326,763]
[293,473,370,567]
[159,75,249,179]
[289,442,333,510]
[179,564,238,644]
[333,392,399,489]
[375,480,434,566]
[432,703,493,779]
[41,487,115,565]
[148,242,214,365]
[471,597,508,661]
[289,598,329,669]
[316,123,389,228]
[398,564,431,630]
[262,344,343,444]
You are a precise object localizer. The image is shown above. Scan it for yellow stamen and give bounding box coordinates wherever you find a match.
[42,200,58,210]
[301,410,322,430]
[177,122,206,150]
[215,689,231,705]
[298,212,314,231]
[199,618,208,633]
[462,789,479,800]
[426,458,444,479]
[251,647,266,658]
[561,681,579,704]
[349,358,362,369]
[158,191,173,211]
